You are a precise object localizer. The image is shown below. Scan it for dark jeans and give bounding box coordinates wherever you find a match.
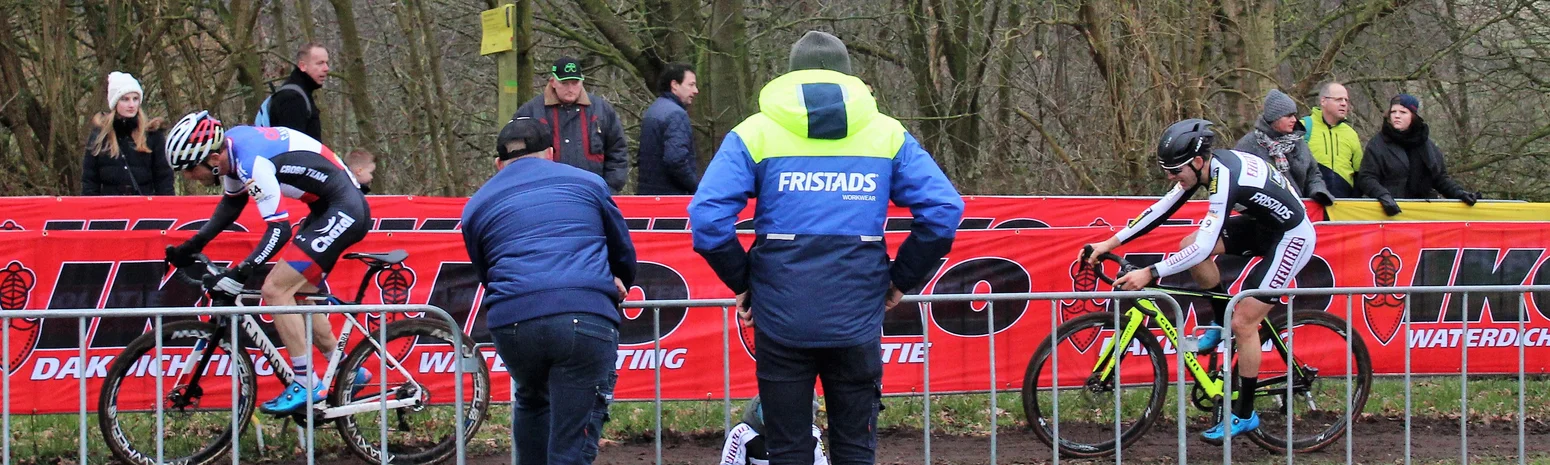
[755,331,883,465]
[490,312,618,465]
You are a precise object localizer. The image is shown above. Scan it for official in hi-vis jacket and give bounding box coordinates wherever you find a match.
[688,30,963,465]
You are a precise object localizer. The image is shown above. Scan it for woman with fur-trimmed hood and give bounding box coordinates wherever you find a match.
[81,71,174,195]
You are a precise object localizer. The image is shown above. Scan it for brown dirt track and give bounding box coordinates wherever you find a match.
[588,417,1547,464]
[263,417,1547,464]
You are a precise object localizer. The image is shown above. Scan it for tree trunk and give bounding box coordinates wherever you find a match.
[1219,0,1277,134]
[297,0,317,43]
[516,0,535,103]
[409,0,461,193]
[326,0,388,165]
[700,0,751,169]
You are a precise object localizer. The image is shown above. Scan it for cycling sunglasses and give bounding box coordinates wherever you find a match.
[1161,160,1191,175]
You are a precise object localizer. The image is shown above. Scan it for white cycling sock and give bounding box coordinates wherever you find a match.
[291,356,318,388]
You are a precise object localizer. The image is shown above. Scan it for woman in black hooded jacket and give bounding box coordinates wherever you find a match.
[1355,93,1480,216]
[81,71,174,196]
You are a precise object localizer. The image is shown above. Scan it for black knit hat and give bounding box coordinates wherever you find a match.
[1391,94,1421,117]
[496,117,551,161]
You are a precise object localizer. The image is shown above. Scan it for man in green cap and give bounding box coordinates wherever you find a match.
[513,56,630,193]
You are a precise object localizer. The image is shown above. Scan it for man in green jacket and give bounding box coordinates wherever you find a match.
[1301,82,1362,197]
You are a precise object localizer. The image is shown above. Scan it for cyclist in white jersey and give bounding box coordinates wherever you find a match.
[1083,119,1317,444]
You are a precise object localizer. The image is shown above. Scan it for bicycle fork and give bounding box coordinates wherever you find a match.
[164,323,228,410]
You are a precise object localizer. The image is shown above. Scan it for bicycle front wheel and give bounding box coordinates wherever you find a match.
[1022,311,1169,458]
[1247,309,1373,454]
[331,318,491,465]
[98,320,256,465]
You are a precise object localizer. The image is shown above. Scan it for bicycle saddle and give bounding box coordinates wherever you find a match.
[344,249,409,266]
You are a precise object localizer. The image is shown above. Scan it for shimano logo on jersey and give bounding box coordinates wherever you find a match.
[1250,192,1294,220]
[311,211,357,252]
[777,171,879,195]
[279,165,329,183]
[254,229,282,265]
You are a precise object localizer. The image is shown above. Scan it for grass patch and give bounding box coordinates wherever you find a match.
[5,376,1545,464]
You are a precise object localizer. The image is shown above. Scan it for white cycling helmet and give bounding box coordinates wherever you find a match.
[165,111,226,172]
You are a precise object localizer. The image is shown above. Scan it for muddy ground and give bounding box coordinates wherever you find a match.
[589,417,1544,464]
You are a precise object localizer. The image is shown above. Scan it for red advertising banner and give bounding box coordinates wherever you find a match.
[3,204,1549,415]
[0,195,1324,233]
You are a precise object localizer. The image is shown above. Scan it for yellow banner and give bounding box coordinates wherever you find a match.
[1324,199,1550,221]
[479,5,514,55]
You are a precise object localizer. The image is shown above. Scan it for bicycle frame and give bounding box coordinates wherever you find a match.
[160,264,429,419]
[1087,286,1317,402]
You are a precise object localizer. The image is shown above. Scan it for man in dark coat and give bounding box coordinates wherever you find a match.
[269,43,329,141]
[513,57,630,193]
[636,63,700,195]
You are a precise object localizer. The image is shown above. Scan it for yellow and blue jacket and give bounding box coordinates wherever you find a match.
[688,69,964,349]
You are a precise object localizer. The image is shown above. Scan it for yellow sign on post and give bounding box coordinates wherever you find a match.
[479,5,514,55]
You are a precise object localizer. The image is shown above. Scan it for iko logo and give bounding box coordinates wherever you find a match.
[1363,248,1406,345]
[311,211,357,252]
[375,263,418,305]
[776,171,878,193]
[1059,259,1110,353]
[2,260,40,375]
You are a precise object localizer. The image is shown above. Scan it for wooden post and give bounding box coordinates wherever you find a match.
[495,0,534,120]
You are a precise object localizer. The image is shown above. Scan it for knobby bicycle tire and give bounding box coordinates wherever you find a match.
[1022,311,1169,458]
[1247,309,1373,454]
[331,318,491,465]
[99,320,257,465]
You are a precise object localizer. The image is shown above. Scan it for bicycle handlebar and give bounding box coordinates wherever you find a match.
[171,254,225,287]
[1081,245,1139,286]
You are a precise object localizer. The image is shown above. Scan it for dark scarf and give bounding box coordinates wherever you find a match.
[112,115,138,137]
[1381,117,1429,149]
[1382,118,1437,198]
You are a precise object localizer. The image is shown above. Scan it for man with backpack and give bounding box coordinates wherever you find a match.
[258,43,329,141]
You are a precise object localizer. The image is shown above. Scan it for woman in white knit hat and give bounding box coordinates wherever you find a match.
[81,71,174,195]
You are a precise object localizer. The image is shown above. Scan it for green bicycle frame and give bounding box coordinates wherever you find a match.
[1086,289,1316,400]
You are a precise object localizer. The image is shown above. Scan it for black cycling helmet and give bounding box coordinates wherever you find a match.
[1156,118,1215,170]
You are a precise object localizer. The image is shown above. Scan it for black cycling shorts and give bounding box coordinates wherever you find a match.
[1220,215,1316,303]
[280,197,371,284]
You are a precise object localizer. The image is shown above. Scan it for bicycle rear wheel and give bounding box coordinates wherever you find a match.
[1022,311,1169,458]
[331,318,491,465]
[1247,309,1373,454]
[98,320,256,465]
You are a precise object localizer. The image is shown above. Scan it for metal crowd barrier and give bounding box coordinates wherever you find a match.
[0,304,470,465]
[622,291,1191,465]
[5,286,1544,465]
[1223,285,1550,465]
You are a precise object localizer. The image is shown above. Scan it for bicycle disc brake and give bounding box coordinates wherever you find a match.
[165,384,203,411]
